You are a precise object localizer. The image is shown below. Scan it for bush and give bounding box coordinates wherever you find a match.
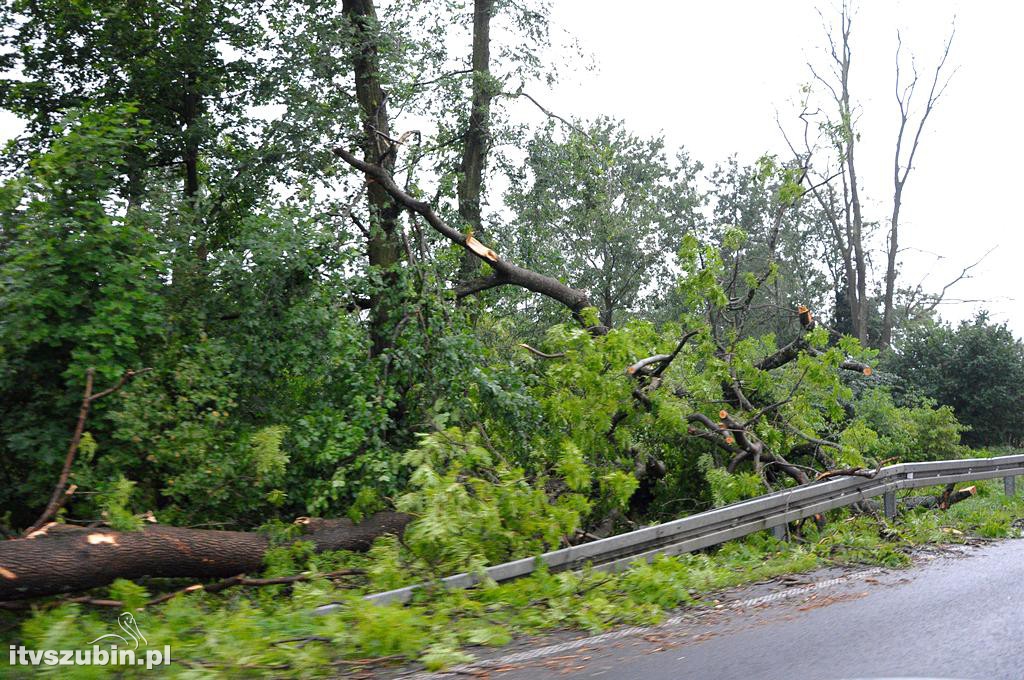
[884,313,1024,447]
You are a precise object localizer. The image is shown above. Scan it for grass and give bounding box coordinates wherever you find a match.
[2,478,1022,677]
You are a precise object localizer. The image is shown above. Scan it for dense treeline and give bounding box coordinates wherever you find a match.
[0,0,1019,557]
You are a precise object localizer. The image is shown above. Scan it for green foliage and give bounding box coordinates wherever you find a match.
[251,426,290,479]
[600,470,639,508]
[397,427,583,574]
[97,475,143,532]
[9,487,1020,676]
[557,441,591,492]
[107,579,150,611]
[0,6,1007,676]
[699,455,763,507]
[884,312,1024,447]
[502,117,703,328]
[854,388,968,462]
[0,105,165,525]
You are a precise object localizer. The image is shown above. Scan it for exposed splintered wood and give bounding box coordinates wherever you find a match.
[0,512,410,601]
[798,305,815,329]
[465,234,499,262]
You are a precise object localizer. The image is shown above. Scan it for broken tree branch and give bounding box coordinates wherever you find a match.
[67,569,365,609]
[814,457,896,482]
[333,147,601,330]
[24,367,152,537]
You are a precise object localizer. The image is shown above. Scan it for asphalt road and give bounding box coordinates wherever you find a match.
[415,538,1024,680]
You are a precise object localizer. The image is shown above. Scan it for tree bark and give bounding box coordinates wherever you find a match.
[0,512,410,600]
[456,0,495,282]
[836,8,868,345]
[344,0,405,357]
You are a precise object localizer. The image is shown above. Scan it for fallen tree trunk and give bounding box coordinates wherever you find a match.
[0,512,410,601]
[856,484,977,515]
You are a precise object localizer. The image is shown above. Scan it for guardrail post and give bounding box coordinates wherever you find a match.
[771,523,787,541]
[1005,475,1017,497]
[883,490,897,519]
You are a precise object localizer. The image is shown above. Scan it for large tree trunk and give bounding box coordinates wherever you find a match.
[344,0,405,358]
[456,0,495,282]
[836,9,868,346]
[0,512,410,601]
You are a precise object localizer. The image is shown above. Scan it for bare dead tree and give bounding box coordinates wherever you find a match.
[793,3,956,348]
[881,23,956,347]
[807,2,869,344]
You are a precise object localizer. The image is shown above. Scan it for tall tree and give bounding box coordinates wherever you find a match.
[804,3,869,344]
[885,313,1024,447]
[792,2,955,347]
[503,118,702,328]
[705,156,833,341]
[882,27,955,348]
[0,0,270,257]
[456,0,495,281]
[342,0,405,358]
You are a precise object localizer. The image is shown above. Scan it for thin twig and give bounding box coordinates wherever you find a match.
[518,343,565,359]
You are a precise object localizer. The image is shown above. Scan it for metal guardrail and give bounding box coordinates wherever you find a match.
[313,453,1024,612]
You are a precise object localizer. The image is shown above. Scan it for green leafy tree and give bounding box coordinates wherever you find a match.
[0,0,269,210]
[502,117,703,329]
[884,312,1024,447]
[0,105,165,524]
[702,156,834,340]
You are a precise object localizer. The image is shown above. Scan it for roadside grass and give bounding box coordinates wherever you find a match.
[2,479,1022,677]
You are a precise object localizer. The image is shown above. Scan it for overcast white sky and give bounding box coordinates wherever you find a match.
[530,0,1024,334]
[1,0,1021,333]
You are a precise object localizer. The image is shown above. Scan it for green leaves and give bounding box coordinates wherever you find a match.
[599,470,639,509]
[250,425,290,479]
[884,313,1024,448]
[699,455,763,507]
[501,117,704,328]
[557,441,591,492]
[397,427,581,574]
[0,104,167,522]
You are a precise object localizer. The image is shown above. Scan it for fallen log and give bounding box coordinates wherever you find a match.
[903,484,977,511]
[0,512,410,601]
[856,484,977,516]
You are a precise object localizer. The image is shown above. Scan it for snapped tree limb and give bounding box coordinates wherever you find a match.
[333,147,600,328]
[0,512,410,600]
